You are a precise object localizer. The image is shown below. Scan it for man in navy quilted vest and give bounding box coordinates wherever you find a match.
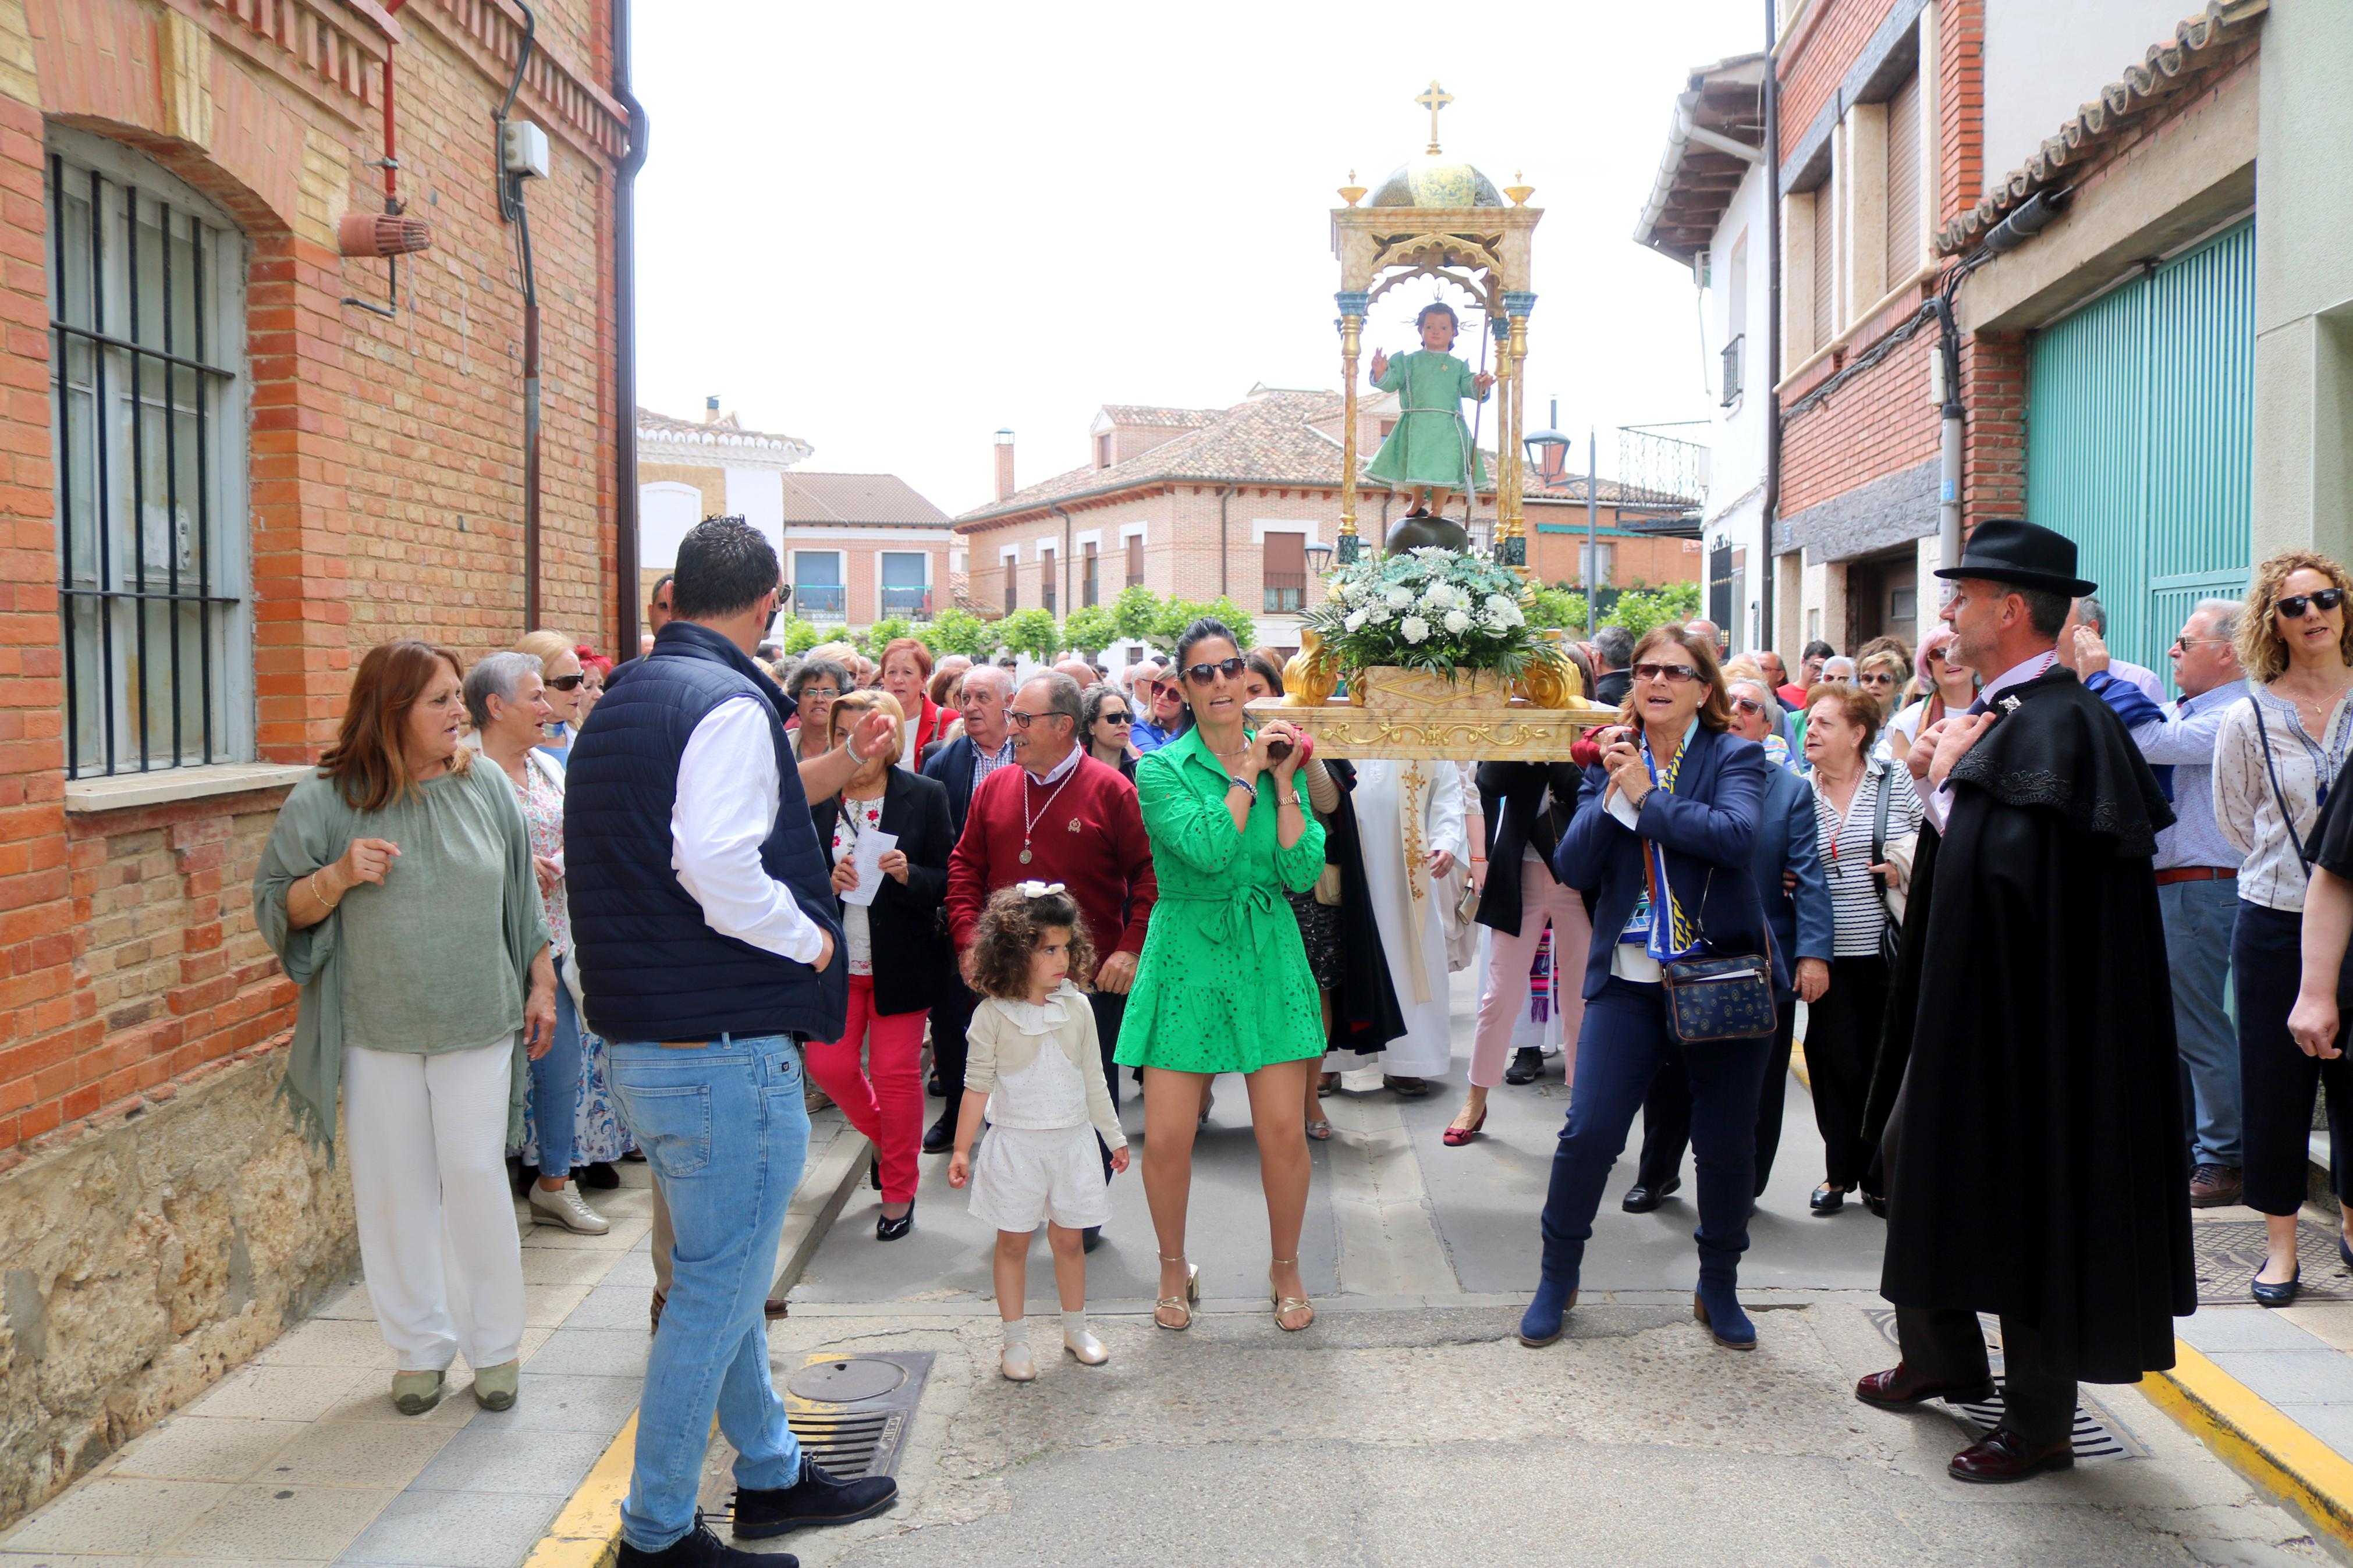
[567,518,899,1567]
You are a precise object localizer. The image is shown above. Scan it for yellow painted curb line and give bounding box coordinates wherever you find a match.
[521,1413,636,1568]
[2144,1341,2353,1561]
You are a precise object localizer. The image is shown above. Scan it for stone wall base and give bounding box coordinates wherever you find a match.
[0,1041,355,1525]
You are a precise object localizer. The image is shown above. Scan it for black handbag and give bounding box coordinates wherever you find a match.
[1868,760,1904,970]
[1646,859,1777,1043]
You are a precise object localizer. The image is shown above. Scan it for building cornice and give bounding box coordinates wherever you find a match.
[638,425,814,472]
[399,0,634,164]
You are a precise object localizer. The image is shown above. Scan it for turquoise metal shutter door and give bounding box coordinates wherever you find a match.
[2026,219,2253,683]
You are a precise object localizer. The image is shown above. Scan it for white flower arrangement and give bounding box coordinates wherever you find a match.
[1301,546,1563,683]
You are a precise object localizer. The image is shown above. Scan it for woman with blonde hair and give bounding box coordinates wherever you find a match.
[2216,549,2353,1304]
[514,629,586,766]
[1886,627,1979,758]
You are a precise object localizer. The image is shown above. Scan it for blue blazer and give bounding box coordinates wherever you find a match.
[1552,724,1779,1000]
[1754,763,1834,995]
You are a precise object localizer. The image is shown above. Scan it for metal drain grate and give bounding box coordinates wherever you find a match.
[2192,1218,2351,1305]
[1862,1310,2146,1461]
[782,1352,932,1482]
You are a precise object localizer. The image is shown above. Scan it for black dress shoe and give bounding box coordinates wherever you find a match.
[921,1111,953,1154]
[1854,1363,1996,1410]
[2252,1265,2301,1307]
[1502,1048,1543,1086]
[732,1458,899,1538]
[927,1071,944,1097]
[1081,1226,1103,1254]
[1948,1428,2074,1484]
[875,1207,913,1242]
[578,1161,622,1190]
[617,1516,791,1568]
[1861,1190,1888,1218]
[1810,1184,1846,1215]
[1621,1176,1680,1214]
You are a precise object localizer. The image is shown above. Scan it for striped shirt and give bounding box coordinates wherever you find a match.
[1814,759,1922,957]
[2214,682,2353,912]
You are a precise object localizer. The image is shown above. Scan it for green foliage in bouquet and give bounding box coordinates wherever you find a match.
[1300,547,1560,682]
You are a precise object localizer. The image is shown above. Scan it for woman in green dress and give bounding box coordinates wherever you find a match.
[1367,301,1496,525]
[1116,619,1326,1332]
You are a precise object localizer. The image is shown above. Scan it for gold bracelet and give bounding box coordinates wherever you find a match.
[310,869,338,911]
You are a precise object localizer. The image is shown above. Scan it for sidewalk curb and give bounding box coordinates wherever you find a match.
[2143,1340,2353,1565]
[520,1115,874,1568]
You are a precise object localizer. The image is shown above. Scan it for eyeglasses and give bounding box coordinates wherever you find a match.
[1857,672,1896,687]
[2171,636,2231,651]
[798,687,839,702]
[2277,588,2345,619]
[1730,696,1766,715]
[1006,709,1069,729]
[1631,662,1699,684]
[1099,712,1133,726]
[1182,657,1248,685]
[545,673,586,691]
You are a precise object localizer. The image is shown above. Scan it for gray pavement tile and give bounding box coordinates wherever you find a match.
[309,1282,375,1321]
[517,1250,624,1288]
[0,1556,144,1568]
[2180,1307,2334,1354]
[0,1478,234,1556]
[310,1378,480,1431]
[523,1283,594,1328]
[337,1489,564,1567]
[597,1252,659,1288]
[553,1285,656,1332]
[254,1319,399,1370]
[2277,1400,2353,1456]
[2209,1348,2353,1408]
[463,1373,641,1433]
[249,1422,460,1491]
[160,1484,398,1560]
[521,1328,649,1380]
[101,1417,306,1483]
[406,1425,614,1495]
[190,1367,372,1424]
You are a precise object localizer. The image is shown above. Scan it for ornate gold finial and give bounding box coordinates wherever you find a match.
[1504,169,1534,207]
[1339,168,1366,207]
[1417,81,1454,154]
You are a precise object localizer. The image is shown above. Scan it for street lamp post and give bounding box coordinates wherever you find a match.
[1522,401,1577,626]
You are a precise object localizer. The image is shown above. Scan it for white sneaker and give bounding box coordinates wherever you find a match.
[529,1182,611,1235]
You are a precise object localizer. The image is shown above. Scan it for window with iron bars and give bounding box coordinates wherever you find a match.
[1720,333,1743,407]
[49,132,250,779]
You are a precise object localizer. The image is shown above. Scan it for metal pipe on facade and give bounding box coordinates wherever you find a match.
[1586,426,1599,639]
[1218,484,1233,598]
[612,0,648,659]
[1932,292,1964,577]
[1761,0,1782,652]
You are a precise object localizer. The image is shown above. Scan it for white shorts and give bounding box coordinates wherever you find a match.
[966,1123,1111,1233]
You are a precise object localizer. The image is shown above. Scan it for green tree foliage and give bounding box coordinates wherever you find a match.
[1109,584,1162,643]
[1602,581,1703,642]
[920,608,996,659]
[1526,585,1589,634]
[1062,605,1120,656]
[864,616,913,653]
[778,618,824,656]
[997,607,1062,660]
[1149,596,1257,655]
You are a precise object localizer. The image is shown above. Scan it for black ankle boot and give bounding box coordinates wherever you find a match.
[615,1517,789,1568]
[731,1458,899,1538]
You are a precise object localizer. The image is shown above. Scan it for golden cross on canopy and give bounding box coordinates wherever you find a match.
[1417,80,1454,153]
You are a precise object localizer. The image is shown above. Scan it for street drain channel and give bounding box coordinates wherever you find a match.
[780,1351,932,1481]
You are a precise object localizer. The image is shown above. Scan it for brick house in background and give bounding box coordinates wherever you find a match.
[0,0,631,1517]
[636,399,812,619]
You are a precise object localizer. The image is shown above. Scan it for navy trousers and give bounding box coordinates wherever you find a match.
[1538,977,1772,1286]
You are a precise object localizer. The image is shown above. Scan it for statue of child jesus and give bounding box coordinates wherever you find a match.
[1367,302,1495,527]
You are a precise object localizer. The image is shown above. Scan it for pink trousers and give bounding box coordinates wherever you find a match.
[1468,870,1592,1089]
[803,975,928,1203]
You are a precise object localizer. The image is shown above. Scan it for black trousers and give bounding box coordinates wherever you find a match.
[1894,1308,2075,1448]
[2233,901,2353,1215]
[1088,989,1127,1184]
[928,974,977,1111]
[1806,954,1890,1190]
[1636,991,1798,1197]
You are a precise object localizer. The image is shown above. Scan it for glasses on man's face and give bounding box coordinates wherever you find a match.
[1730,696,1766,716]
[1183,657,1248,685]
[2172,635,2231,652]
[1631,662,1699,685]
[2278,588,2345,620]
[1006,709,1067,730]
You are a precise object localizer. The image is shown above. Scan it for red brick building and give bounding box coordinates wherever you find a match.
[0,0,634,1513]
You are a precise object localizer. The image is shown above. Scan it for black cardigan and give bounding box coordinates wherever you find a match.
[1473,761,1587,934]
[809,769,954,1017]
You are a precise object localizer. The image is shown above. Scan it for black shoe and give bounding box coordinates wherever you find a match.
[1081,1226,1103,1254]
[1810,1184,1846,1215]
[617,1516,791,1568]
[2252,1265,2301,1307]
[922,1111,953,1154]
[927,1071,944,1097]
[621,1148,647,1162]
[868,1155,881,1191]
[1621,1176,1679,1214]
[1503,1048,1543,1086]
[732,1459,899,1538]
[577,1161,622,1190]
[1861,1190,1888,1218]
[875,1207,913,1242]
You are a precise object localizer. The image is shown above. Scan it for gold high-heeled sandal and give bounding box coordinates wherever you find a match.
[1269,1258,1314,1331]
[1155,1254,1200,1331]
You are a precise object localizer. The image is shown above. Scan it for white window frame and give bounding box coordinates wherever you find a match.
[876,549,931,621]
[789,547,847,623]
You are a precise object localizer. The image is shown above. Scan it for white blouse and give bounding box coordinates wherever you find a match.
[2214,681,2353,912]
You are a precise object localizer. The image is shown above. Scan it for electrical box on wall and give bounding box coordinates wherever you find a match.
[501,120,550,180]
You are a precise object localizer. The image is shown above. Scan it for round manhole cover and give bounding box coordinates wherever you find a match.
[786,1358,906,1403]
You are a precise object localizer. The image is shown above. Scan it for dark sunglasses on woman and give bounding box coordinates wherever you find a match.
[1099,711,1133,725]
[1182,657,1249,685]
[1631,661,1698,684]
[2277,587,2345,618]
[545,673,586,691]
[1857,671,1895,687]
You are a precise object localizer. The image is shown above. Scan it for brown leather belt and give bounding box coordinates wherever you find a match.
[658,1040,710,1050]
[2153,867,2237,886]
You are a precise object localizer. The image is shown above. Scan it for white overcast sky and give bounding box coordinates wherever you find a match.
[631,0,1769,518]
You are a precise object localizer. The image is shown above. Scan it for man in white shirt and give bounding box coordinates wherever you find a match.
[2060,595,2165,703]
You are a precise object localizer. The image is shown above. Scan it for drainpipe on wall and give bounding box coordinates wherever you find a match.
[612,0,648,657]
[1932,291,1964,579]
[1218,485,1233,600]
[1761,0,1782,651]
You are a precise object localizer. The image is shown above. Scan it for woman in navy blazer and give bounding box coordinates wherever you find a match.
[1521,626,1777,1353]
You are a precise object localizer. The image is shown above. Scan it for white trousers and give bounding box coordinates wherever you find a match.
[343,1040,527,1372]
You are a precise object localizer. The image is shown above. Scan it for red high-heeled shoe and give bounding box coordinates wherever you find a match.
[1442,1109,1486,1147]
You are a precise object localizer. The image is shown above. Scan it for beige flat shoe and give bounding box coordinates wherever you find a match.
[391,1369,445,1416]
[1001,1345,1038,1382]
[1155,1256,1201,1331]
[470,1360,519,1411]
[1269,1259,1315,1332]
[1064,1331,1109,1366]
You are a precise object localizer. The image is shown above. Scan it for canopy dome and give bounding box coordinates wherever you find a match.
[1370,152,1504,209]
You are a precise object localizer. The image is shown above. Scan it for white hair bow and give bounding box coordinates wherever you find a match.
[1018,881,1067,899]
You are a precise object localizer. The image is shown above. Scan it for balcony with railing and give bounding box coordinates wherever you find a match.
[1720,334,1744,407]
[1042,586,1057,616]
[879,585,934,620]
[1263,572,1307,614]
[794,584,847,623]
[1126,571,1145,590]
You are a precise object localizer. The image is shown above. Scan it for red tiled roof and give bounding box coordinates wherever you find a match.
[1098,404,1222,429]
[779,472,951,528]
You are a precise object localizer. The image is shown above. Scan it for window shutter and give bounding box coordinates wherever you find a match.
[1884,70,1922,288]
[1810,185,1835,346]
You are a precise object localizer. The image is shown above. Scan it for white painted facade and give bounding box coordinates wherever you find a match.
[1697,159,1774,657]
[1981,0,2195,201]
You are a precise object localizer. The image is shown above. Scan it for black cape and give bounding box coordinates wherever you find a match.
[1322,761,1409,1055]
[1868,668,2195,1384]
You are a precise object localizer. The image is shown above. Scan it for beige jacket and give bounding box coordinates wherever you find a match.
[962,982,1126,1148]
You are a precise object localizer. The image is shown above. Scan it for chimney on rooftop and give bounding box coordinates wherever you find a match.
[704,396,721,425]
[993,428,1016,502]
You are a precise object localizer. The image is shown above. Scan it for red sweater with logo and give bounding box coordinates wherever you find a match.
[945,754,1155,963]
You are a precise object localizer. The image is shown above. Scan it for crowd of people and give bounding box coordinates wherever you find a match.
[250,512,2353,1566]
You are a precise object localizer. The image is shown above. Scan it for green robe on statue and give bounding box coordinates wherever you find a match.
[1365,349,1488,492]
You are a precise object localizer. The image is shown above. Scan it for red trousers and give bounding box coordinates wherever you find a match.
[803,975,928,1204]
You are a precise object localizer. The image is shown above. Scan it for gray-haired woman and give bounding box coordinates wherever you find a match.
[788,658,854,767]
[468,652,609,1236]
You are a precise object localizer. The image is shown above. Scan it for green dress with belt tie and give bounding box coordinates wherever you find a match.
[1113,724,1329,1075]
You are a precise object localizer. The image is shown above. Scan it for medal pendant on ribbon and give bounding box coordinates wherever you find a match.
[1018,848,1032,865]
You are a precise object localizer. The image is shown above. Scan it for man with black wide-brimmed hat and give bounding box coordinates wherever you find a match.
[1854,518,2195,1484]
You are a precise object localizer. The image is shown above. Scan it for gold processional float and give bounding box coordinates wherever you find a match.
[1244,83,1617,763]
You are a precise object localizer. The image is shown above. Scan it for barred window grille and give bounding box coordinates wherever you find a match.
[48,133,249,778]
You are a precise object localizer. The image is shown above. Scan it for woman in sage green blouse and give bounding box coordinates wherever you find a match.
[1115,619,1325,1334]
[255,639,555,1418]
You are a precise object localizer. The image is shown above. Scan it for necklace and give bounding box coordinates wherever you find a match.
[1019,766,1077,865]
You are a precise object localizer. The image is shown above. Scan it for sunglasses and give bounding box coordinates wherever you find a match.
[545,673,586,691]
[1182,657,1248,685]
[1099,712,1133,725]
[1857,672,1896,687]
[2171,635,2231,650]
[1730,696,1767,715]
[2277,588,2345,619]
[1631,662,1699,684]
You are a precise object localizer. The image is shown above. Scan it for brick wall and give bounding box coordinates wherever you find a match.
[1777,0,1897,161]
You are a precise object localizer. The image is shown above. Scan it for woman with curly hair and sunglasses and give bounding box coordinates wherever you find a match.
[2214,549,2353,1306]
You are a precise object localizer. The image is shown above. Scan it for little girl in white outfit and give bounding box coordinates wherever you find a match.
[947,882,1129,1381]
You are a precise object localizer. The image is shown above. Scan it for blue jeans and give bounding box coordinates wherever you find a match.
[608,1033,809,1552]
[526,954,585,1176]
[2160,877,2241,1167]
[1538,979,1770,1285]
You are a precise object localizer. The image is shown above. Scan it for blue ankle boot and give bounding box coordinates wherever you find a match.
[1518,1276,1579,1347]
[1692,1271,1755,1351]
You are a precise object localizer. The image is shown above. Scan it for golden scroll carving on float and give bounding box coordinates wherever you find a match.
[1247,664,1617,763]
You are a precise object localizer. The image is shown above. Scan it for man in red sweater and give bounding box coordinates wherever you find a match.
[945,673,1155,1245]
